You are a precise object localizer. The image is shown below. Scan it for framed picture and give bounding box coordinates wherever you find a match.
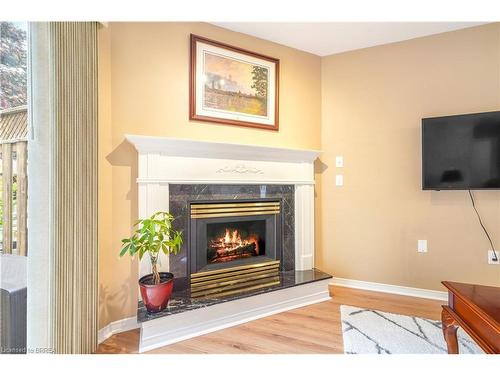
[190,34,279,131]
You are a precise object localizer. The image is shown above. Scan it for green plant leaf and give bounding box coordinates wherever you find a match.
[119,243,130,257]
[129,243,138,255]
[138,245,147,260]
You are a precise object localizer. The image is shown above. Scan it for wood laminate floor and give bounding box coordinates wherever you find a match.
[95,285,443,354]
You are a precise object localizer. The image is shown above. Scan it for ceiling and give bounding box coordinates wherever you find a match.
[212,22,487,56]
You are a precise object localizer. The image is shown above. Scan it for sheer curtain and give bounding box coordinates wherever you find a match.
[28,22,98,354]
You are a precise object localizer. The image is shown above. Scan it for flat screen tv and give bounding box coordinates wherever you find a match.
[422,111,500,190]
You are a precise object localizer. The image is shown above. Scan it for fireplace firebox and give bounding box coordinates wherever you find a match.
[189,200,282,297]
[206,220,267,264]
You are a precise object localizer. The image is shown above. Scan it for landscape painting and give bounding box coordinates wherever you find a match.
[190,35,279,130]
[203,52,268,117]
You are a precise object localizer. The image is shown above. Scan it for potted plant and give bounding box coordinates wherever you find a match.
[120,211,183,313]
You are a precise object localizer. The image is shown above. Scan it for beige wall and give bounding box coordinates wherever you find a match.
[97,22,322,329]
[319,23,500,290]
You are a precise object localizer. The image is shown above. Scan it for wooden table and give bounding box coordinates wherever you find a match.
[441,281,500,354]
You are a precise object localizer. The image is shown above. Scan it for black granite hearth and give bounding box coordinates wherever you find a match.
[137,269,332,323]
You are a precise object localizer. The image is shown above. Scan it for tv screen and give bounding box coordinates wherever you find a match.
[422,111,500,190]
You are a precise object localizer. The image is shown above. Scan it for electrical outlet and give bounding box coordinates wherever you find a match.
[487,250,500,265]
[336,156,344,168]
[417,240,428,253]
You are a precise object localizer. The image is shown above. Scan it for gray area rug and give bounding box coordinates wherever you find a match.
[341,305,483,354]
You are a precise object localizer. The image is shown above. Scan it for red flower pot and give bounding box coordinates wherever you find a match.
[139,272,174,313]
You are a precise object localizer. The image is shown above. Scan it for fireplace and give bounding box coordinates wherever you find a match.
[127,136,325,350]
[189,199,282,297]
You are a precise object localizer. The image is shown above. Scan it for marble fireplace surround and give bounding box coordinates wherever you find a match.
[125,135,329,352]
[126,135,321,279]
[168,184,296,290]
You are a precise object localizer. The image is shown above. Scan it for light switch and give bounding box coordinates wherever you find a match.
[417,240,428,253]
[336,156,344,168]
[336,174,344,186]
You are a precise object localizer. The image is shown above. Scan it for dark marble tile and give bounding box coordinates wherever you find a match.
[137,269,332,323]
[168,184,295,288]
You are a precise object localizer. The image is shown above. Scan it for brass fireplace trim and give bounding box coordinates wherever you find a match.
[191,265,279,285]
[191,271,280,292]
[190,279,281,299]
[190,201,280,219]
[190,260,281,298]
[192,202,280,209]
[191,260,280,279]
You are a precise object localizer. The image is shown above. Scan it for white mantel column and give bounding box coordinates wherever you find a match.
[294,184,315,270]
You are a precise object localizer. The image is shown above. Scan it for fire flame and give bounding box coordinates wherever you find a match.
[214,228,259,254]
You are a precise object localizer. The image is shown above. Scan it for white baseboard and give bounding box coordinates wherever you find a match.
[98,316,140,344]
[139,278,331,353]
[330,277,448,301]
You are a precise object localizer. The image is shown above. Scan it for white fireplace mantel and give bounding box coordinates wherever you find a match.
[125,135,320,163]
[126,134,321,276]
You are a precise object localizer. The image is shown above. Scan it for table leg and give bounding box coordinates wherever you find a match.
[442,307,459,354]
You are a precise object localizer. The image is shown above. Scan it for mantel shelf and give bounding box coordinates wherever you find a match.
[125,134,321,163]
